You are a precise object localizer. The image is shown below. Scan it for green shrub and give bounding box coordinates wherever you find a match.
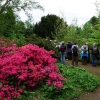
[25,34,60,59]
[57,63,100,91]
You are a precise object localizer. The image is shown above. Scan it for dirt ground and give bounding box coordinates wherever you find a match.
[66,60,100,100]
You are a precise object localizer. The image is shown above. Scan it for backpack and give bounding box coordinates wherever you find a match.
[93,46,98,54]
[73,46,78,54]
[60,45,66,52]
[83,46,87,53]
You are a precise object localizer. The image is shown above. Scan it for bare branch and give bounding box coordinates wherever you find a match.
[0,0,11,13]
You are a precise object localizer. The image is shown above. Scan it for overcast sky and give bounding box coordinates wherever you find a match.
[19,0,97,26]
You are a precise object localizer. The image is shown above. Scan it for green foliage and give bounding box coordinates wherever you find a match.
[52,19,68,41]
[81,16,100,47]
[65,25,77,42]
[0,7,16,37]
[10,21,27,46]
[14,91,35,100]
[34,14,66,40]
[57,63,100,91]
[64,24,82,46]
[10,31,26,46]
[25,34,60,59]
[90,16,99,26]
[38,82,82,100]
[24,21,34,37]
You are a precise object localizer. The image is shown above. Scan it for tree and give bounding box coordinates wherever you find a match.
[83,21,92,39]
[0,0,43,39]
[24,21,34,37]
[53,19,68,41]
[0,0,43,24]
[34,14,67,40]
[90,16,99,26]
[65,24,77,42]
[81,16,100,46]
[0,7,16,37]
[0,0,43,14]
[94,0,100,20]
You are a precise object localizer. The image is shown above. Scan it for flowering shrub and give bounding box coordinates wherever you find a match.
[0,38,17,55]
[0,43,66,99]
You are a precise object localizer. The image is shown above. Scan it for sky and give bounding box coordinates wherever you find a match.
[19,0,98,26]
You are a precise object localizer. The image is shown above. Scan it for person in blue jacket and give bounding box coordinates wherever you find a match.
[80,43,88,65]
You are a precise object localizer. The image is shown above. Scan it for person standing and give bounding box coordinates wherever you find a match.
[71,42,79,66]
[66,41,73,60]
[80,43,88,65]
[91,43,99,67]
[59,42,66,65]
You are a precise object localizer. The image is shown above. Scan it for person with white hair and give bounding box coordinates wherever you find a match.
[80,43,88,65]
[71,42,79,66]
[90,43,99,67]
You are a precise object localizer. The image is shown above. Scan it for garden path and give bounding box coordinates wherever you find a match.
[66,60,100,100]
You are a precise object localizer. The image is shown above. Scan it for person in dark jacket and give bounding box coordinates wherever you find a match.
[66,41,73,60]
[71,42,79,66]
[91,43,99,67]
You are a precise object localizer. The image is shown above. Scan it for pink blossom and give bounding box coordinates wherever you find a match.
[53,81,63,89]
[47,80,51,86]
[49,72,57,80]
[0,41,66,99]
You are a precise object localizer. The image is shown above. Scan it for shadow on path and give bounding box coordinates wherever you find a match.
[66,60,100,100]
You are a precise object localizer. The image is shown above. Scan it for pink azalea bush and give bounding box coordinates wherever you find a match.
[0,43,66,100]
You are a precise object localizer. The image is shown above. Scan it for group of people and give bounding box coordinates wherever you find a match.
[57,41,99,67]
